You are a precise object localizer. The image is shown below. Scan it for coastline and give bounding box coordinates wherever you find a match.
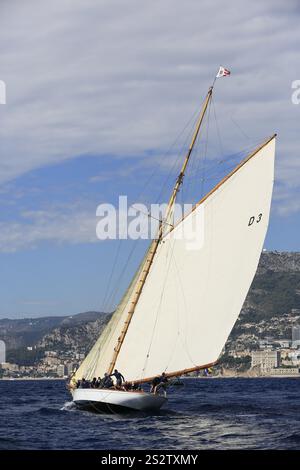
[183,375,300,379]
[0,377,66,381]
[1,375,300,381]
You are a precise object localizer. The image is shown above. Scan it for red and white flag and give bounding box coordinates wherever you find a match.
[216,66,231,78]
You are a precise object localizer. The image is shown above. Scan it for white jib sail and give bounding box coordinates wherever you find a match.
[74,137,275,384]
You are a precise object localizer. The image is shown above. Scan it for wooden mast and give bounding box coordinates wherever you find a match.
[164,86,213,222]
[107,86,213,374]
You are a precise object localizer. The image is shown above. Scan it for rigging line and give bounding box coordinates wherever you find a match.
[153,114,200,206]
[152,230,200,373]
[137,102,204,209]
[101,196,155,313]
[182,113,202,204]
[101,191,155,313]
[101,201,146,313]
[174,97,210,207]
[185,140,259,174]
[83,347,99,380]
[211,96,224,157]
[101,188,171,313]
[101,239,123,313]
[126,109,204,256]
[130,205,174,228]
[161,258,184,373]
[181,114,210,202]
[170,251,198,367]
[230,114,252,141]
[100,215,133,314]
[103,239,143,312]
[163,274,181,374]
[140,92,214,378]
[105,231,156,314]
[82,326,109,378]
[194,98,211,199]
[100,102,206,314]
[200,96,212,198]
[187,163,241,183]
[153,96,209,206]
[185,140,261,184]
[101,200,153,313]
[182,97,210,205]
[140,233,179,379]
[105,100,209,316]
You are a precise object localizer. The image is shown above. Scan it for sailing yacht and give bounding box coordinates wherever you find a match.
[70,69,276,412]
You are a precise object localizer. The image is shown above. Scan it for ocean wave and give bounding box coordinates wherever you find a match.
[1,378,300,450]
[60,401,76,411]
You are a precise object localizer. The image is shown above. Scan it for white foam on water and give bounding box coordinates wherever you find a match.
[60,401,76,411]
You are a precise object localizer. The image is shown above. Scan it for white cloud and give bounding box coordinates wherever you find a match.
[0,0,299,233]
[0,204,98,252]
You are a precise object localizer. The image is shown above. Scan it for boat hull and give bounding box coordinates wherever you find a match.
[72,388,167,413]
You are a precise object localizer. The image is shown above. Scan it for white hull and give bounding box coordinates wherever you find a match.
[72,388,167,412]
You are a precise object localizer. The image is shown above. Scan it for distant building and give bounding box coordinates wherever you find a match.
[57,364,67,377]
[66,363,75,376]
[258,339,273,350]
[0,340,5,363]
[45,351,58,357]
[270,367,300,376]
[0,362,19,372]
[287,351,300,366]
[228,349,251,358]
[75,353,85,360]
[273,339,291,348]
[292,326,300,342]
[251,350,280,371]
[292,326,300,348]
[45,356,60,366]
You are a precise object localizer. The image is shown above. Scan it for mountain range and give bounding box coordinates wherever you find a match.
[1,251,299,366]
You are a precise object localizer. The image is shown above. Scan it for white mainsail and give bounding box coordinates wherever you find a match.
[74,136,275,384]
[114,137,275,382]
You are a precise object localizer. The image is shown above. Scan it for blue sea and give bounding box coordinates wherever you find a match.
[0,378,299,450]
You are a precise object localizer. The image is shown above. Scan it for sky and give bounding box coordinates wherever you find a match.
[0,0,299,318]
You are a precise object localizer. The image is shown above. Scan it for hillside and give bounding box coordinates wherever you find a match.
[0,311,106,353]
[1,251,300,368]
[219,251,300,371]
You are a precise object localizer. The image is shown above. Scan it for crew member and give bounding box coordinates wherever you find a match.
[110,369,125,388]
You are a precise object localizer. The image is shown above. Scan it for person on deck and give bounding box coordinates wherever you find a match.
[95,377,102,388]
[151,372,169,396]
[131,382,142,391]
[110,369,125,388]
[80,378,90,388]
[150,376,161,393]
[101,373,113,389]
[91,377,97,388]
